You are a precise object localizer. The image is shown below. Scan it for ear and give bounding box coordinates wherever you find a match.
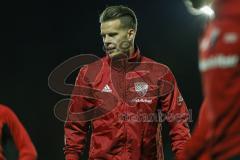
[127,29,136,41]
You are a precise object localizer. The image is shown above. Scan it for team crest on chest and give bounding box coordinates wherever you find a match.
[134,82,148,97]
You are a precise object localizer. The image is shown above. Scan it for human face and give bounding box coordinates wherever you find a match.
[100,19,134,58]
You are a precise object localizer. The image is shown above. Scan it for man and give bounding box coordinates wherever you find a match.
[0,104,37,160]
[64,5,190,160]
[184,0,240,159]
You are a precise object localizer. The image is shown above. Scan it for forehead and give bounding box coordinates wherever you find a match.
[100,19,124,33]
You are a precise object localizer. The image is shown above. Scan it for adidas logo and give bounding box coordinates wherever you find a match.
[102,84,112,93]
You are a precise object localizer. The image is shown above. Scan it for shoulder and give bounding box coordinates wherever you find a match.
[141,56,172,77]
[141,56,170,69]
[77,56,106,83]
[84,56,106,71]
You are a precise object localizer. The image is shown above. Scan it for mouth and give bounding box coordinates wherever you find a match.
[107,48,117,54]
[104,43,117,53]
[105,47,117,54]
[106,48,122,58]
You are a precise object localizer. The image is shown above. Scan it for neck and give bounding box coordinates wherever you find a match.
[128,45,135,58]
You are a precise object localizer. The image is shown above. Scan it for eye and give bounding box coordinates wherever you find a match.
[109,33,118,37]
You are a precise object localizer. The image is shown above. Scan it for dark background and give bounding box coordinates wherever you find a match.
[2,0,208,159]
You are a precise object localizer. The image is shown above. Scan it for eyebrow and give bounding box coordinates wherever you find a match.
[100,32,118,36]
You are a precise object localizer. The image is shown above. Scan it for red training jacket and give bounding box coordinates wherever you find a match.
[184,0,240,159]
[64,48,191,160]
[0,104,37,160]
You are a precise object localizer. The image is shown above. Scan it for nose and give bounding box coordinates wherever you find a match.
[103,34,112,44]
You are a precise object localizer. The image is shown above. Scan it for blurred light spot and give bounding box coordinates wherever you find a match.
[200,5,214,17]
